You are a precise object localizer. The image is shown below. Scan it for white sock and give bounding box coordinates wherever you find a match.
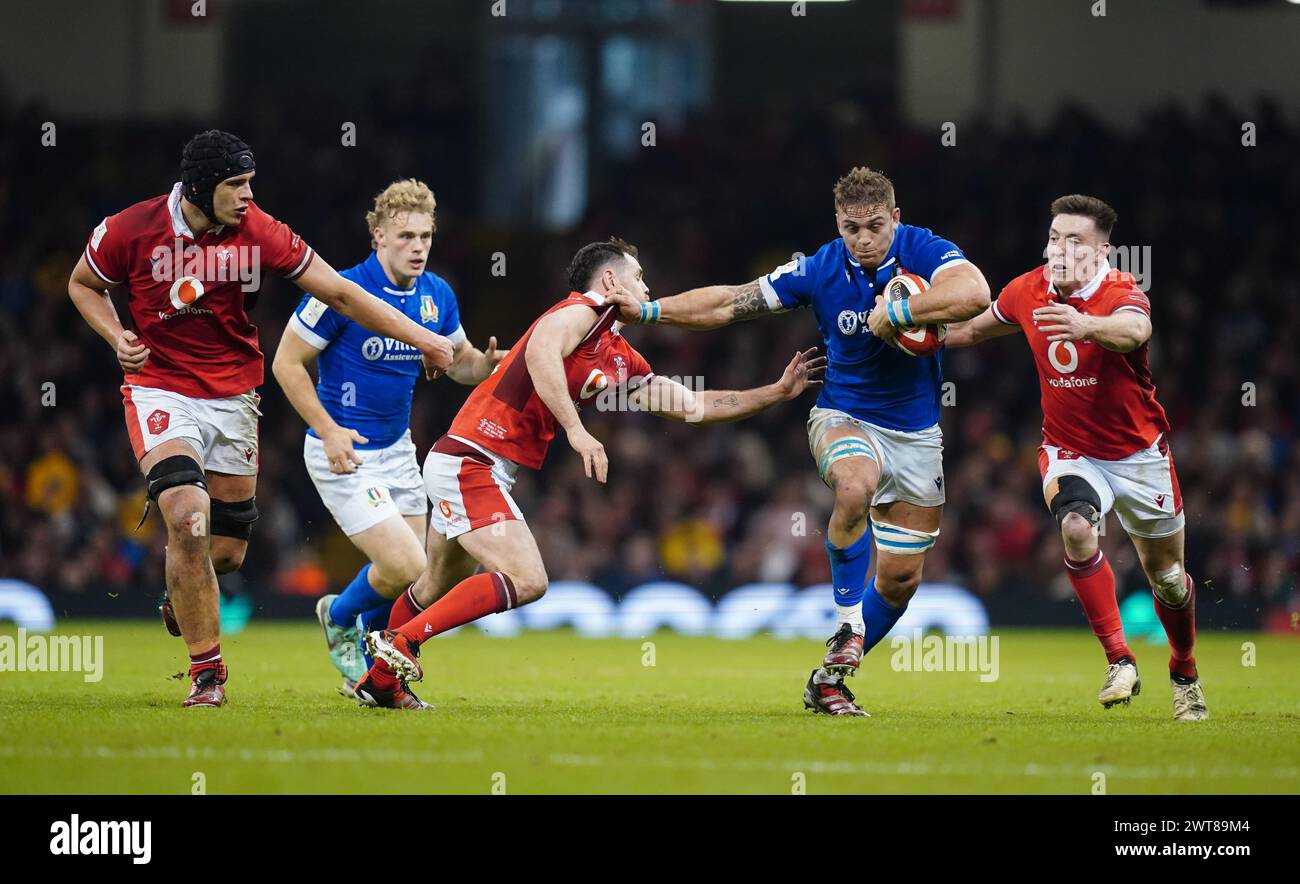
[835,602,865,636]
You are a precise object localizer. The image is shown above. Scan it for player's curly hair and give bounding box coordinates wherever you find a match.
[366,179,437,245]
[1050,194,1118,238]
[566,237,639,292]
[833,167,895,212]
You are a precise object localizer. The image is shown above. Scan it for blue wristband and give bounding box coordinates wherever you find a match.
[900,297,914,327]
[641,301,660,324]
[887,301,901,327]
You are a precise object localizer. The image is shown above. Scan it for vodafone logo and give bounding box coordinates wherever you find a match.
[168,276,205,310]
[579,369,608,400]
[1048,340,1078,374]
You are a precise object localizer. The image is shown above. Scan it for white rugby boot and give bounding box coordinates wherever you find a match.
[1098,659,1141,708]
[1171,677,1209,721]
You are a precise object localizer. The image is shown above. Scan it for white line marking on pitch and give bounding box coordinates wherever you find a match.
[0,745,1295,782]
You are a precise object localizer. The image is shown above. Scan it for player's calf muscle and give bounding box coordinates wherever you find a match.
[457,526,548,605]
[875,554,923,605]
[491,551,548,604]
[209,537,248,574]
[354,518,427,592]
[371,552,426,594]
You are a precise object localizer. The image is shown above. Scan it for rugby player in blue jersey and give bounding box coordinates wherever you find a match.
[608,168,990,715]
[273,180,506,699]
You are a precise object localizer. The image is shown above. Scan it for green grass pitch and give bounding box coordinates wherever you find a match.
[1,622,1297,794]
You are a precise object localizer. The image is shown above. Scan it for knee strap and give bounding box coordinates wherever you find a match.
[871,519,940,556]
[1152,563,1188,607]
[146,455,207,501]
[1050,474,1102,528]
[136,455,207,529]
[211,496,259,541]
[818,437,877,482]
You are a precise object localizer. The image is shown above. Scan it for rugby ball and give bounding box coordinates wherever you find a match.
[883,272,946,357]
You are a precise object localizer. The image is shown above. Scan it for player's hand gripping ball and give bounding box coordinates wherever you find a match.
[884,272,946,357]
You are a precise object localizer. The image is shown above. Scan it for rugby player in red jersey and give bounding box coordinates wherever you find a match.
[66,131,454,707]
[353,238,824,709]
[947,195,1207,720]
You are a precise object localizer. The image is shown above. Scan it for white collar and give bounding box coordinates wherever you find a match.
[580,290,625,335]
[1049,259,1110,301]
[168,182,223,239]
[168,183,193,238]
[847,253,895,274]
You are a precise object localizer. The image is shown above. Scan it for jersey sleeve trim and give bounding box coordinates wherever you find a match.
[627,372,654,392]
[288,313,330,350]
[1113,304,1150,316]
[758,276,793,312]
[285,247,315,281]
[929,257,971,284]
[445,325,468,346]
[991,299,1016,325]
[83,246,120,286]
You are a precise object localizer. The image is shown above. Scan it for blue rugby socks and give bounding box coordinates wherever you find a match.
[827,527,873,634]
[328,564,386,627]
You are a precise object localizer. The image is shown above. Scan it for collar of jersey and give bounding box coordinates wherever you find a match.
[573,290,625,336]
[843,232,899,276]
[1047,259,1111,301]
[363,251,418,297]
[168,182,225,240]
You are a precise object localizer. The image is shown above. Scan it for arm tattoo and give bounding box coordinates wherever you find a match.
[730,279,770,320]
[713,393,740,409]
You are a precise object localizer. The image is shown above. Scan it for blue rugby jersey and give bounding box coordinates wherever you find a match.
[759,224,968,431]
[288,252,465,449]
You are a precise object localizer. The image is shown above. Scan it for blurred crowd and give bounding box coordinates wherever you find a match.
[1,82,1296,626]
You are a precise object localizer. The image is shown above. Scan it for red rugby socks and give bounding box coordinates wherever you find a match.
[1065,550,1134,665]
[1153,573,1198,680]
[395,572,518,646]
[387,585,425,630]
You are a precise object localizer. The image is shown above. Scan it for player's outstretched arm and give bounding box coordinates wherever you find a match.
[294,257,454,379]
[446,335,508,385]
[271,325,367,474]
[635,348,824,424]
[607,279,773,331]
[945,304,1022,349]
[67,256,150,373]
[525,304,608,482]
[1032,302,1151,353]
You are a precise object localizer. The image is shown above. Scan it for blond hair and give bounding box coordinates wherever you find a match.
[833,166,895,212]
[366,179,437,245]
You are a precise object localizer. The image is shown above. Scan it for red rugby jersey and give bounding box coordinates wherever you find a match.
[447,291,654,469]
[84,183,313,398]
[993,263,1169,460]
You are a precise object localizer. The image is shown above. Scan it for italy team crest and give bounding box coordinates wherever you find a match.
[420,295,438,324]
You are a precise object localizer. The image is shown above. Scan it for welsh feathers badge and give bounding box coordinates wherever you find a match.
[420,295,438,324]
